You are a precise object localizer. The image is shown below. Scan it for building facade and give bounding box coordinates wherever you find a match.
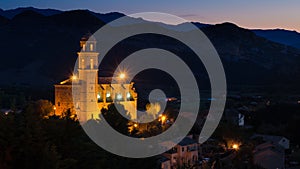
[54,35,137,122]
[162,136,199,169]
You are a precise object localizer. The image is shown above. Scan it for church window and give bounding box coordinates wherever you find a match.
[90,44,94,51]
[81,59,85,69]
[97,93,103,102]
[82,44,86,51]
[106,92,112,102]
[126,92,133,101]
[116,93,123,101]
[90,59,93,69]
[126,92,131,98]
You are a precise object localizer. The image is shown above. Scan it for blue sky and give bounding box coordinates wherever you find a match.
[1,0,299,32]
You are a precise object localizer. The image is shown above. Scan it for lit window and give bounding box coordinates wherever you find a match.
[81,59,85,69]
[90,44,94,51]
[126,92,133,101]
[116,93,122,100]
[82,44,86,51]
[126,92,131,98]
[97,93,103,102]
[106,92,112,102]
[90,59,93,69]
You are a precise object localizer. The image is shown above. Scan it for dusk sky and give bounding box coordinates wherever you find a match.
[1,0,299,32]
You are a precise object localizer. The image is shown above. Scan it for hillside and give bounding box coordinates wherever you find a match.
[0,8,299,91]
[253,29,300,49]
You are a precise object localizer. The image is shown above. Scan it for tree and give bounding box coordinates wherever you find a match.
[34,99,54,117]
[100,103,131,135]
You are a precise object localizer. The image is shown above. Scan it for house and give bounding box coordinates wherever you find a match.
[223,109,246,126]
[253,142,285,169]
[252,134,290,149]
[159,156,171,169]
[161,136,199,168]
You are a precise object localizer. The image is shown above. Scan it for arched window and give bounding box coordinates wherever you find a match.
[97,93,103,102]
[81,59,85,69]
[90,59,93,69]
[106,92,112,102]
[116,93,124,101]
[126,92,133,101]
[82,44,86,51]
[90,44,94,51]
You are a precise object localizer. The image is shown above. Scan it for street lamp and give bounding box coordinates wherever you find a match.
[232,144,239,150]
[71,75,77,80]
[161,115,166,124]
[53,106,56,116]
[119,73,125,79]
[159,115,167,125]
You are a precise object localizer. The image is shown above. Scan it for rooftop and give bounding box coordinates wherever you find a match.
[178,137,197,146]
[251,134,288,143]
[56,76,132,85]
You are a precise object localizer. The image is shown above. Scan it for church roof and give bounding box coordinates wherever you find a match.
[56,76,131,85]
[98,77,129,84]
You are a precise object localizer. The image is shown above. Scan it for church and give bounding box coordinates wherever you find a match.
[54,35,138,122]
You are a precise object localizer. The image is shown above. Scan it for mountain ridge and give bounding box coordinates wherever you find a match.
[0,7,299,89]
[253,29,300,49]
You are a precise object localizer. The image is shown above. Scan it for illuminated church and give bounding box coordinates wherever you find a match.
[54,35,137,122]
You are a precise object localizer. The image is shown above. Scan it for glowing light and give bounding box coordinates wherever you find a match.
[117,93,122,100]
[97,94,101,99]
[161,115,166,123]
[119,73,126,79]
[53,106,56,110]
[106,92,111,98]
[71,75,77,80]
[232,144,239,150]
[126,92,131,98]
[60,79,69,84]
[133,123,138,128]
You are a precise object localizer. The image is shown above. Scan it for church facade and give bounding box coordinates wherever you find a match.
[54,35,137,122]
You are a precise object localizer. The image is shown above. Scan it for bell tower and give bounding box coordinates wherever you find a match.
[77,34,99,122]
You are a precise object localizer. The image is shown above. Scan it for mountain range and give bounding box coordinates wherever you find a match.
[0,7,300,92]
